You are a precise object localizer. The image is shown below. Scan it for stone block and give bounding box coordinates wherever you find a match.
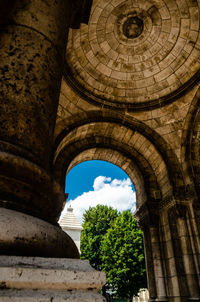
[0,290,105,302]
[0,256,106,302]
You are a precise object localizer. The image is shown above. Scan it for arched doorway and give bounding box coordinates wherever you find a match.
[60,159,147,301]
[63,160,136,221]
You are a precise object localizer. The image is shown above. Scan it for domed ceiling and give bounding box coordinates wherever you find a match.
[65,0,200,111]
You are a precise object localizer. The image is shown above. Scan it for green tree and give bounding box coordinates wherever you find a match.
[80,204,119,270]
[101,210,147,301]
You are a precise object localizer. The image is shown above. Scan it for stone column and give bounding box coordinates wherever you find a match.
[168,203,200,301]
[135,206,158,302]
[150,226,168,302]
[0,1,91,258]
[192,203,200,284]
[143,227,157,302]
[136,198,200,302]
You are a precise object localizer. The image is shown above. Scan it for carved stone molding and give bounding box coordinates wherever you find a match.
[157,184,196,211]
[135,195,194,229]
[134,202,159,230]
[173,184,197,201]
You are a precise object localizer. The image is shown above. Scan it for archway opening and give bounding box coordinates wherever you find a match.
[62,160,136,223]
[59,159,148,301]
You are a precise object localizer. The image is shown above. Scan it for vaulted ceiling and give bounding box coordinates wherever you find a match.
[54,0,200,207]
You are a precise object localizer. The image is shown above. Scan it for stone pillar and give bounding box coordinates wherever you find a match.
[150,226,167,302]
[167,203,200,301]
[0,1,91,258]
[142,227,157,302]
[135,206,162,302]
[192,203,200,284]
[135,199,200,302]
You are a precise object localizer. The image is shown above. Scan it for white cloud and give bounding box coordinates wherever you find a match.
[60,176,136,224]
[93,176,111,190]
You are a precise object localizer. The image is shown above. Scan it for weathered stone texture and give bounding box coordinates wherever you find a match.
[64,0,200,110]
[0,0,79,257]
[0,208,79,258]
[0,256,106,302]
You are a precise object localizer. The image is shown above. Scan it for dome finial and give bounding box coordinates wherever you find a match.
[67,205,73,212]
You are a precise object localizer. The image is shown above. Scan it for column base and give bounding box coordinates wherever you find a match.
[0,256,106,301]
[0,207,79,258]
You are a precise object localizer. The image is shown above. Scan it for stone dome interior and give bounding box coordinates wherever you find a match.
[65,0,200,110]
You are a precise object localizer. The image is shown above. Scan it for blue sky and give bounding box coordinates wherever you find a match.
[65,160,134,200]
[60,160,136,223]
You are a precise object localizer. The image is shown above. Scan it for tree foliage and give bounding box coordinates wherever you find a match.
[101,210,147,299]
[80,204,119,270]
[80,205,147,300]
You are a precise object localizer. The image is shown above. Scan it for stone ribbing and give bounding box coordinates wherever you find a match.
[65,0,200,110]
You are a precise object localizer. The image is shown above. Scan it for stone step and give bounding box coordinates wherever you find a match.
[0,289,105,302]
[0,256,106,302]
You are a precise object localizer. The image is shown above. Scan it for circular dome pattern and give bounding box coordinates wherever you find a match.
[65,0,200,110]
[122,16,144,39]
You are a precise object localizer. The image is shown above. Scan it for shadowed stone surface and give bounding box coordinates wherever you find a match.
[0,0,88,257]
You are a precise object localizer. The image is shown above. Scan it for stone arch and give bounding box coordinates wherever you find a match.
[54,110,185,196]
[53,120,181,209]
[54,135,161,199]
[181,86,200,198]
[66,148,147,207]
